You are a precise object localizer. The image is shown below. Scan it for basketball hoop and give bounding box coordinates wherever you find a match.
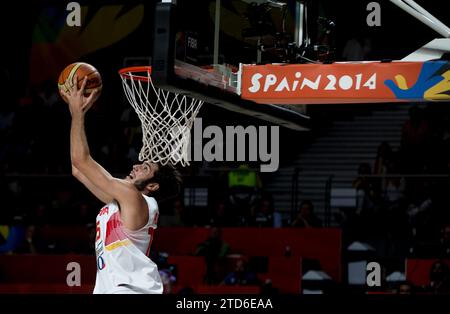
[119,66,204,166]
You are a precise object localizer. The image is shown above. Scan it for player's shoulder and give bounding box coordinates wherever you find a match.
[142,194,159,211]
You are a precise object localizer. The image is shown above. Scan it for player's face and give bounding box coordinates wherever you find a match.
[126,161,158,183]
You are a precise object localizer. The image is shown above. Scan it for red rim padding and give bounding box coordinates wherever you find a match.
[119,66,152,82]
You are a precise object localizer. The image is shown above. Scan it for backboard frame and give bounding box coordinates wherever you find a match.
[150,0,311,131]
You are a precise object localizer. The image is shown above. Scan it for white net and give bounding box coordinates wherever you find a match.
[120,68,203,166]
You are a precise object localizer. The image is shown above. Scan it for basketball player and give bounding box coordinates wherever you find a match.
[60,76,182,294]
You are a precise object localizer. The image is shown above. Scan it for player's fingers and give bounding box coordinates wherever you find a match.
[84,89,98,107]
[60,89,69,99]
[72,74,79,92]
[79,76,88,95]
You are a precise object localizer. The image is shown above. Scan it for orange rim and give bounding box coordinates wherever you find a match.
[119,66,152,82]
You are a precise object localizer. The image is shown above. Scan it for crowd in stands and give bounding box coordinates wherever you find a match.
[346,105,450,261]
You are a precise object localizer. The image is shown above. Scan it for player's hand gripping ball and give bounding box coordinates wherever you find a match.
[58,62,102,103]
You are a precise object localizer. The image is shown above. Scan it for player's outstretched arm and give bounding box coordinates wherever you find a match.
[62,75,149,230]
[61,76,113,203]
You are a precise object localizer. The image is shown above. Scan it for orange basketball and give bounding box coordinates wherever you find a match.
[58,62,102,102]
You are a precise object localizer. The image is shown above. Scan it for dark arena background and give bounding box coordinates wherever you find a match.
[1,0,450,307]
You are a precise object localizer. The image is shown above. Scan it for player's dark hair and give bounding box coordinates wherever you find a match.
[139,163,182,202]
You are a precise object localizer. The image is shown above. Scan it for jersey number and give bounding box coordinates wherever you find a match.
[96,221,101,241]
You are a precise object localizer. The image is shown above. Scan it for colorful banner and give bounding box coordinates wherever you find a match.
[240,61,450,104]
[30,5,144,86]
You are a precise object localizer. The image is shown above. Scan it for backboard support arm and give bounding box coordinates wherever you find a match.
[213,0,221,65]
[294,1,306,48]
[390,0,450,38]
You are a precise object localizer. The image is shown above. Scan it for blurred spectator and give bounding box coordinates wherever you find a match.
[228,164,262,189]
[427,260,450,294]
[373,143,404,211]
[250,193,275,227]
[159,269,176,294]
[222,258,259,286]
[13,225,44,254]
[439,224,450,257]
[353,163,379,215]
[228,164,262,225]
[374,141,392,176]
[407,184,433,237]
[396,281,414,295]
[400,105,431,173]
[291,200,322,228]
[195,227,230,285]
[381,157,405,208]
[209,198,234,227]
[418,222,450,258]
